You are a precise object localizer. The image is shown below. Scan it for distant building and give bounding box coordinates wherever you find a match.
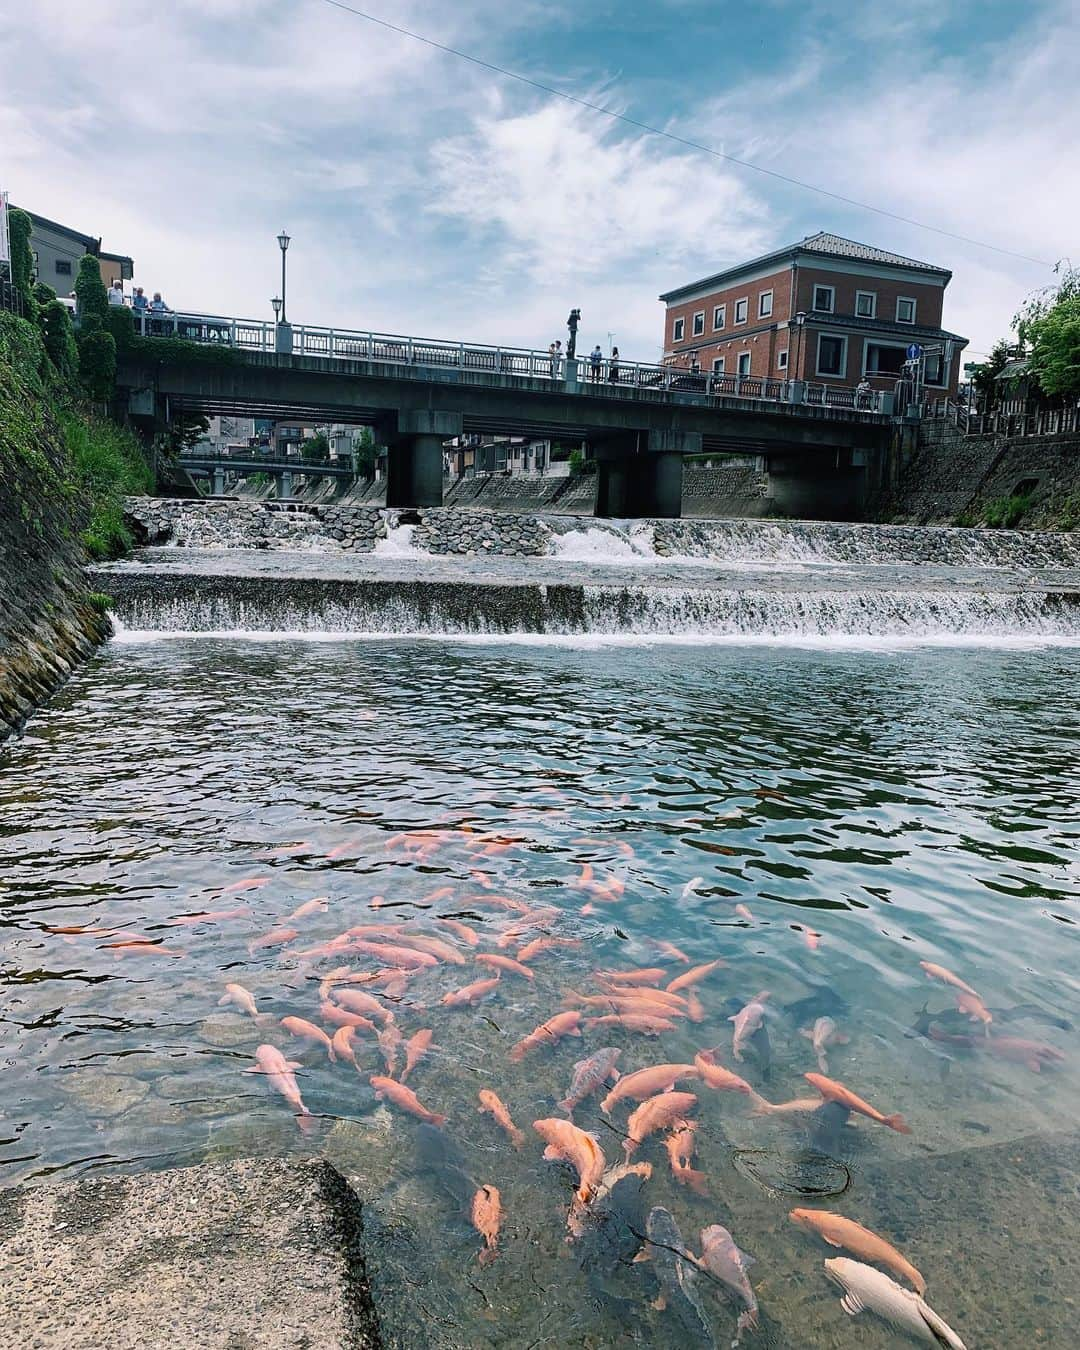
[16,208,134,294]
[659,232,967,397]
[444,434,577,478]
[197,416,256,455]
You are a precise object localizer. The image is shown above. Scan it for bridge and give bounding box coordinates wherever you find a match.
[118,311,896,518]
[178,448,357,498]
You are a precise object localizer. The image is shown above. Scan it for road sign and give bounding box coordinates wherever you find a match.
[906,343,922,360]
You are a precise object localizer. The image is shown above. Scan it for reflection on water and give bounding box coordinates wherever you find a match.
[2,638,1079,1346]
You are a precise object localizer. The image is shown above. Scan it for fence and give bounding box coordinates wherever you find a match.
[922,397,1080,439]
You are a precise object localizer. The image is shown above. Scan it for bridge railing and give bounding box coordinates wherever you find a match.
[130,311,890,416]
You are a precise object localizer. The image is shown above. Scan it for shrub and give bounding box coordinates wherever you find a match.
[61,413,153,559]
[77,329,117,402]
[33,281,57,307]
[42,300,80,380]
[7,208,36,315]
[982,493,1033,529]
[74,255,109,332]
[105,304,135,349]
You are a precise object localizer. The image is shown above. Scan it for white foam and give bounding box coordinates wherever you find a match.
[372,522,423,558]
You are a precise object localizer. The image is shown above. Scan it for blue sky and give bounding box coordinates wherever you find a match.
[3,0,1077,364]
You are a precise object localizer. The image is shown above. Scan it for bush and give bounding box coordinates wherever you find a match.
[42,300,80,380]
[61,413,153,559]
[74,255,109,332]
[983,493,1033,529]
[78,329,117,402]
[33,281,57,307]
[7,209,36,315]
[105,304,135,349]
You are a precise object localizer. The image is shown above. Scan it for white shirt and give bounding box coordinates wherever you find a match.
[107,286,125,306]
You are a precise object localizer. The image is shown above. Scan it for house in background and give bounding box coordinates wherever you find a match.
[16,208,134,294]
[659,232,967,398]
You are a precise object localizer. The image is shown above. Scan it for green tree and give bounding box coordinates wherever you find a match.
[1015,264,1080,399]
[105,303,134,350]
[77,329,117,402]
[42,300,80,380]
[159,411,210,458]
[7,208,37,315]
[353,426,376,477]
[74,254,109,332]
[969,338,1012,406]
[303,430,329,458]
[33,281,57,307]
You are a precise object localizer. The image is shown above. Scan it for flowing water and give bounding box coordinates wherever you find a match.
[4,528,1080,1347]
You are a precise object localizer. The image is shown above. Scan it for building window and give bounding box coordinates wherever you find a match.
[713,305,725,331]
[813,285,835,313]
[925,352,945,385]
[864,342,907,376]
[816,334,847,377]
[737,352,751,376]
[896,297,916,323]
[712,357,725,374]
[692,311,705,337]
[758,290,773,319]
[55,259,72,276]
[734,297,748,324]
[673,317,685,342]
[777,349,788,370]
[856,291,876,318]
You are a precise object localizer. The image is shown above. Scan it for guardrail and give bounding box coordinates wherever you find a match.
[127,311,890,415]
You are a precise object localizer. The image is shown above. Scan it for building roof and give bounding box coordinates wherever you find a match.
[14,208,134,275]
[659,232,952,302]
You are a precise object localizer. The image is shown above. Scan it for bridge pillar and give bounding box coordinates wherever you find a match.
[211,466,226,496]
[384,411,463,507]
[593,429,696,519]
[278,470,294,500]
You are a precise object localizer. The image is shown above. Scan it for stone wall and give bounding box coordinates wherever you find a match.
[681,462,771,517]
[127,498,388,551]
[0,317,110,742]
[874,423,1080,528]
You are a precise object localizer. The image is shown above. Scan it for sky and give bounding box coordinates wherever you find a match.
[3,0,1077,366]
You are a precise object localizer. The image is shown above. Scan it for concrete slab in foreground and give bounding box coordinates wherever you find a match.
[0,1159,381,1350]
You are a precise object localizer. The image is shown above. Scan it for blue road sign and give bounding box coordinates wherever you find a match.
[906,343,923,360]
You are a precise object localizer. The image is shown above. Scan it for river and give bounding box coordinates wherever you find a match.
[2,516,1079,1347]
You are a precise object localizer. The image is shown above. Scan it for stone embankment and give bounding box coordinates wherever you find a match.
[0,322,110,742]
[0,1158,382,1349]
[124,496,1080,569]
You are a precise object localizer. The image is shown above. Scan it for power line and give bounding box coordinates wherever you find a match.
[313,0,1053,270]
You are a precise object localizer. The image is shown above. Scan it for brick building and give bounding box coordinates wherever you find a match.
[659,232,967,397]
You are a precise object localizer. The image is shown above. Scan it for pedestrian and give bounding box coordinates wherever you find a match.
[149,292,172,313]
[608,346,620,383]
[549,340,562,379]
[107,279,125,307]
[131,286,148,312]
[589,344,603,381]
[855,377,872,408]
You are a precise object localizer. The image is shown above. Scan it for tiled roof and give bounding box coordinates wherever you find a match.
[798,232,945,272]
[660,232,951,302]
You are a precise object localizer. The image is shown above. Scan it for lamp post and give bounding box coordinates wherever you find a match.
[277,230,291,323]
[271,296,281,323]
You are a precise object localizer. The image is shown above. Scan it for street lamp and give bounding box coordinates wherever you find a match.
[271,296,282,323]
[277,230,291,324]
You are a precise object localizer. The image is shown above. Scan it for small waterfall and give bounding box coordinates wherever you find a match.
[102,573,1080,642]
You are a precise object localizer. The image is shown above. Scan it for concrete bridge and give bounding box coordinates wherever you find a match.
[118,312,896,517]
[180,448,356,499]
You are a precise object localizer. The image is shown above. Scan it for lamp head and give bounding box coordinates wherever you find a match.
[277,231,291,252]
[271,296,282,320]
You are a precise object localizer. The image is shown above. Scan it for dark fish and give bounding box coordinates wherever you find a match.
[639,1207,715,1348]
[750,1021,772,1080]
[784,987,850,1025]
[575,1168,649,1281]
[415,1122,475,1218]
[994,1002,1073,1032]
[808,1100,853,1155]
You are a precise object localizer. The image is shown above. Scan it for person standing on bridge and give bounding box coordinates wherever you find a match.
[549,340,562,379]
[609,346,620,384]
[589,344,603,381]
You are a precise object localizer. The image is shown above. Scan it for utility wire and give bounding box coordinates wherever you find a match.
[313,0,1052,269]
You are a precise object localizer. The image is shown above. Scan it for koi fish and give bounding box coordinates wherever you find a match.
[442,976,500,1008]
[349,941,437,970]
[983,1036,1065,1072]
[800,1017,850,1073]
[729,992,770,1062]
[570,993,686,1020]
[247,927,299,954]
[378,1021,402,1076]
[665,1120,707,1195]
[804,1073,911,1133]
[654,940,691,964]
[920,961,980,1000]
[594,968,668,987]
[288,896,329,921]
[392,933,466,965]
[956,991,992,1033]
[693,1050,757,1098]
[472,1185,502,1266]
[401,1029,433,1082]
[697,1224,758,1336]
[222,876,269,895]
[636,1208,713,1345]
[584,1014,678,1036]
[245,1044,312,1129]
[790,1208,925,1294]
[667,960,725,994]
[517,936,582,963]
[686,991,705,1024]
[824,1257,967,1348]
[476,953,534,981]
[509,1011,582,1062]
[437,918,480,946]
[331,1024,361,1069]
[319,1001,378,1033]
[332,988,393,1024]
[624,1092,698,1157]
[281,1016,336,1060]
[559,1048,621,1115]
[479,1089,525,1147]
[681,877,704,898]
[601,1064,699,1114]
[370,1074,446,1126]
[533,1118,605,1205]
[217,983,259,1018]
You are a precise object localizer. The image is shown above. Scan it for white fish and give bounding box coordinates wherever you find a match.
[681,876,704,899]
[825,1258,967,1348]
[729,992,769,1063]
[799,1016,849,1073]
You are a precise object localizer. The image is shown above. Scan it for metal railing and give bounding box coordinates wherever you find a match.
[127,311,891,415]
[920,397,1080,439]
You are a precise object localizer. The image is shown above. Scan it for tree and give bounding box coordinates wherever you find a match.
[969,338,1012,406]
[303,431,329,458]
[159,412,210,458]
[74,254,109,332]
[7,208,36,315]
[1015,263,1080,399]
[42,300,80,380]
[78,329,117,402]
[352,426,376,477]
